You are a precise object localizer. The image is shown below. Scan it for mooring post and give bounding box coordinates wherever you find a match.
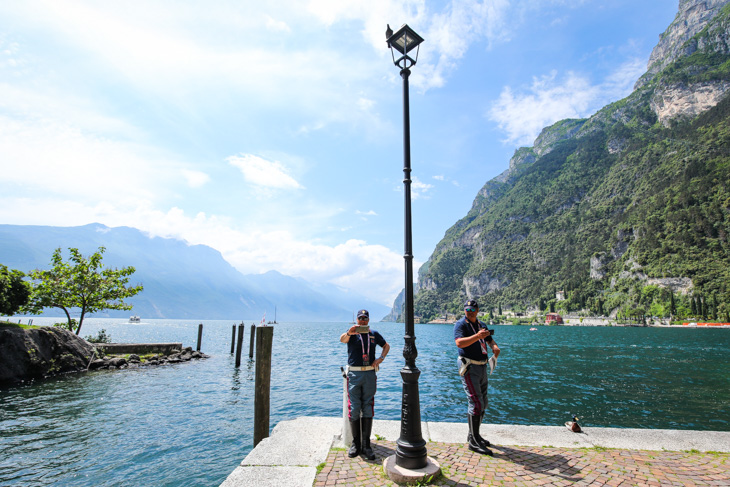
[231,324,236,354]
[249,323,256,359]
[196,323,203,352]
[235,323,244,367]
[253,325,274,447]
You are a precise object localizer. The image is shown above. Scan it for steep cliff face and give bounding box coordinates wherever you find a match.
[388,0,730,322]
[635,0,730,89]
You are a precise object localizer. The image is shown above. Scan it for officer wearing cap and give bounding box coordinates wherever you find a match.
[454,299,500,455]
[340,309,389,460]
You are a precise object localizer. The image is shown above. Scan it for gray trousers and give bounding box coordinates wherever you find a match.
[347,370,377,419]
[460,362,488,416]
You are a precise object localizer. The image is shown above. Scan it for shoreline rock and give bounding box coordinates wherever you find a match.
[0,325,208,387]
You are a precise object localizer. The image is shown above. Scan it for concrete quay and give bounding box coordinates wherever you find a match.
[220,417,730,486]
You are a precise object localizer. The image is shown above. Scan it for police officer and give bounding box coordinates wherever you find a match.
[340,309,389,460]
[454,299,500,455]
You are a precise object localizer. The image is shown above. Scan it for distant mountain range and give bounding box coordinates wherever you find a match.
[0,223,390,322]
[387,0,730,321]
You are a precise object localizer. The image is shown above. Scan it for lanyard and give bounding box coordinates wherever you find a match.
[359,332,370,357]
[467,320,488,355]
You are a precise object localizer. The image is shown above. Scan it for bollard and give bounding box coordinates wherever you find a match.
[231,324,236,354]
[196,323,203,352]
[253,325,274,447]
[249,324,256,359]
[235,323,244,367]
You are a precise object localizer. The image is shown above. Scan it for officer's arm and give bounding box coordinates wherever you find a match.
[340,325,358,343]
[455,328,488,348]
[489,340,500,358]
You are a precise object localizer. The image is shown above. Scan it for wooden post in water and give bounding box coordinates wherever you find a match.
[196,323,203,352]
[235,323,244,367]
[253,325,273,447]
[231,324,236,354]
[249,324,256,359]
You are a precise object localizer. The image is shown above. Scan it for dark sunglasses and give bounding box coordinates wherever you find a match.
[465,308,477,312]
[358,317,369,321]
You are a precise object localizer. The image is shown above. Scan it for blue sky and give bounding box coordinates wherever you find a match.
[0,1,677,306]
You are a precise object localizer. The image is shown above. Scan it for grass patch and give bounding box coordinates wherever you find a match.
[315,462,326,475]
[0,320,40,329]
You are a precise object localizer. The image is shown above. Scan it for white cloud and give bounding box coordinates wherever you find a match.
[265,15,291,33]
[182,169,210,188]
[488,70,600,146]
[412,176,434,199]
[226,154,304,190]
[0,113,179,204]
[0,197,405,305]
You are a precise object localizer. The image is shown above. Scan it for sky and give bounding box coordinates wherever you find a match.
[0,0,678,307]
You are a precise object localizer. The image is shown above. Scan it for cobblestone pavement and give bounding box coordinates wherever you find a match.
[314,440,730,486]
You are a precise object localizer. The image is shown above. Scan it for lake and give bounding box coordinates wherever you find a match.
[1,318,728,486]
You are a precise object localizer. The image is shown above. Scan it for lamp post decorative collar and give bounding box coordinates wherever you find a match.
[382,24,441,483]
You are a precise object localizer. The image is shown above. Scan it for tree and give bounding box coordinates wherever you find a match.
[0,265,30,316]
[24,247,143,335]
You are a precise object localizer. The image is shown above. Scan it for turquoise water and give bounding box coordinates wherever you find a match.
[1,318,729,486]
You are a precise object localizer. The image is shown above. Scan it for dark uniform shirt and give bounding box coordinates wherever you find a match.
[454,317,490,360]
[346,330,386,366]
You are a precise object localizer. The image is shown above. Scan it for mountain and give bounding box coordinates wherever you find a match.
[394,0,730,322]
[0,223,389,321]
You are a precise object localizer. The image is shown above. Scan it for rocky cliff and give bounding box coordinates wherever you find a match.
[0,325,96,386]
[389,0,730,322]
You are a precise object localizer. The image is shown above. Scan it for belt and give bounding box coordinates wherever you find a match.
[463,357,488,365]
[348,365,376,371]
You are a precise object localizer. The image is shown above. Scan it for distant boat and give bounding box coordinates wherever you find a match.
[129,315,141,323]
[530,327,537,331]
[267,307,278,324]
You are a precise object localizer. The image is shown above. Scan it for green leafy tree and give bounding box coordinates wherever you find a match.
[24,247,143,335]
[0,265,31,316]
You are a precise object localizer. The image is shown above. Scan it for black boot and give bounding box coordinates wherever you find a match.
[478,412,491,448]
[467,414,493,456]
[348,418,361,458]
[360,417,376,460]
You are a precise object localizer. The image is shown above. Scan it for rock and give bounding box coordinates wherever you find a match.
[0,325,97,385]
[108,357,127,368]
[89,359,107,370]
[128,354,141,363]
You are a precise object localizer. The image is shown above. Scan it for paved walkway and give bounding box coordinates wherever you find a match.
[221,417,730,487]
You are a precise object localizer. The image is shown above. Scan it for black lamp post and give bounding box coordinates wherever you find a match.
[386,23,428,471]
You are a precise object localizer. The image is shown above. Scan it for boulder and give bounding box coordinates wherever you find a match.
[0,325,96,386]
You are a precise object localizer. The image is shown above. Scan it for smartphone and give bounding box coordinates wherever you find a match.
[355,325,370,333]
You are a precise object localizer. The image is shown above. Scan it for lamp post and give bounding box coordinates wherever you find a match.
[386,23,428,471]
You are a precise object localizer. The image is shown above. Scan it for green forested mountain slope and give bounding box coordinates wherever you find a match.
[411,1,730,322]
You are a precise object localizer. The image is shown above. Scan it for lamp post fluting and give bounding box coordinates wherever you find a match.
[386,23,428,471]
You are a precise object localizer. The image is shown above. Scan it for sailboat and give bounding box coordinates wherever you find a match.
[267,306,278,324]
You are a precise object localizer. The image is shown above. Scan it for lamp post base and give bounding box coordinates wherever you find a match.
[383,454,441,484]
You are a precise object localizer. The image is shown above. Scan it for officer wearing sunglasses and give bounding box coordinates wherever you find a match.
[340,309,390,460]
[454,299,500,455]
